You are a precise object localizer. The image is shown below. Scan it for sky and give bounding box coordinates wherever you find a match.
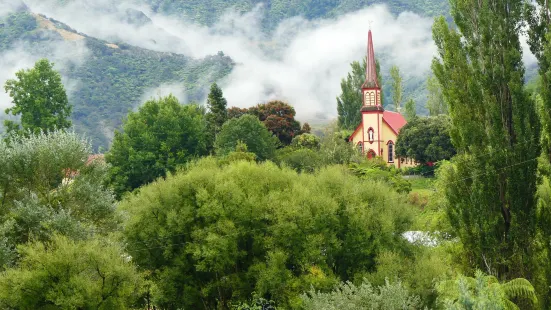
[0,0,539,121]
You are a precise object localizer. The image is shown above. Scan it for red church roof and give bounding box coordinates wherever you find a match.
[382,111,407,134]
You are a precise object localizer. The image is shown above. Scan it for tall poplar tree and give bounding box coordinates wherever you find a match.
[206,83,228,151]
[389,65,403,112]
[404,98,416,121]
[425,74,447,116]
[337,59,382,130]
[525,1,551,303]
[526,2,551,162]
[432,0,540,283]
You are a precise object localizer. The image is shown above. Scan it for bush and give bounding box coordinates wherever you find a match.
[120,158,414,309]
[301,279,422,310]
[0,235,143,309]
[275,147,323,173]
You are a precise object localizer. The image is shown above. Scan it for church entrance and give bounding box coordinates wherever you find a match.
[367,150,376,159]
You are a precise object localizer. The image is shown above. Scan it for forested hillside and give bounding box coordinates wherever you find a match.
[143,0,449,29]
[0,7,233,148]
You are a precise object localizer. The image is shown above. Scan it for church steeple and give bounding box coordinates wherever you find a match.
[361,30,382,108]
[362,30,379,89]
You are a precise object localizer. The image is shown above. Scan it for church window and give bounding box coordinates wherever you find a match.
[357,142,363,154]
[387,141,394,163]
[368,128,374,143]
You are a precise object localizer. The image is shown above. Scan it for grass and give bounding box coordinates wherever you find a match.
[408,176,435,195]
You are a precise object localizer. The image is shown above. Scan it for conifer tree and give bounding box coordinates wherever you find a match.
[206,83,228,151]
[432,0,540,282]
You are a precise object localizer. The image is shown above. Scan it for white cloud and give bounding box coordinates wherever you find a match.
[0,39,90,110]
[0,1,27,18]
[139,82,188,107]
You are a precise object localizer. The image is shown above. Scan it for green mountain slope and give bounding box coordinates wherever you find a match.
[0,10,234,149]
[144,0,449,30]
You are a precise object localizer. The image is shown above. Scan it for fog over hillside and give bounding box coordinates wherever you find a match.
[3,0,539,122]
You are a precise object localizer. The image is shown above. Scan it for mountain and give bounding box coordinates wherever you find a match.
[0,7,233,149]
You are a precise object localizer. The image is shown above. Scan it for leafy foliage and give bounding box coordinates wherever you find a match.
[395,115,455,164]
[120,158,414,309]
[0,235,143,309]
[432,0,541,281]
[106,94,207,198]
[228,101,302,146]
[4,58,72,138]
[290,133,320,150]
[0,130,118,267]
[349,160,412,194]
[215,114,278,160]
[436,270,537,310]
[318,122,363,165]
[301,278,422,310]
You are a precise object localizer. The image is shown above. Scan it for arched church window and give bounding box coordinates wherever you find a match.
[368,128,374,143]
[357,142,363,154]
[387,141,394,163]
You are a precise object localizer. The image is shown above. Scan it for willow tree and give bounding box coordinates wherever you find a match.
[432,0,540,282]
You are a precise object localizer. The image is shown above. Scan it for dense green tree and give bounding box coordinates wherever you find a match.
[249,100,301,145]
[404,98,416,121]
[432,0,541,286]
[301,279,421,310]
[290,133,320,150]
[0,131,118,267]
[425,74,447,116]
[3,58,72,138]
[0,235,143,309]
[389,65,403,112]
[214,114,278,160]
[524,4,551,303]
[206,83,228,151]
[525,1,551,161]
[120,158,414,309]
[337,59,383,130]
[106,94,207,198]
[395,116,455,164]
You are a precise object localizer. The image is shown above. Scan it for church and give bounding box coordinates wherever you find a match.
[348,30,416,168]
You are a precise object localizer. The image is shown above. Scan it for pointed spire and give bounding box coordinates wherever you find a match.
[362,30,379,88]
